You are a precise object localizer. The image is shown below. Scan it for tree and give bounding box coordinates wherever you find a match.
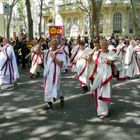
[37,0,43,38]
[17,0,27,31]
[130,0,140,36]
[5,0,19,38]
[25,0,33,40]
[77,0,103,38]
[90,0,103,37]
[77,0,93,38]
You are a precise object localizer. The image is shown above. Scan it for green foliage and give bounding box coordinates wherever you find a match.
[17,0,24,20]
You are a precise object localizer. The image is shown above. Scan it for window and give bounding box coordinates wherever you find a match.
[113,12,122,33]
[73,17,78,26]
[129,12,133,33]
[99,14,104,33]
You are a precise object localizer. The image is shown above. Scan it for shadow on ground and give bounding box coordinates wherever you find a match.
[0,71,140,140]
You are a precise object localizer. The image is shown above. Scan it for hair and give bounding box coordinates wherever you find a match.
[80,40,85,45]
[51,38,59,44]
[119,36,125,41]
[100,38,108,45]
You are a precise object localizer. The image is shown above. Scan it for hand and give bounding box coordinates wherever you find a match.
[105,59,112,65]
[50,53,56,60]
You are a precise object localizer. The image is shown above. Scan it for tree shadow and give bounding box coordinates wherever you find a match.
[0,71,140,140]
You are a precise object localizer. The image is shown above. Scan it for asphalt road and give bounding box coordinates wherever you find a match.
[0,69,140,140]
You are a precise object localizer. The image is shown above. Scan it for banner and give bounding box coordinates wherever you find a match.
[49,26,62,40]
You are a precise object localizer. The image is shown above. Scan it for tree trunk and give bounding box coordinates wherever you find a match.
[89,12,94,39]
[25,0,33,40]
[6,5,13,39]
[91,0,103,37]
[6,1,17,39]
[130,0,140,36]
[38,0,43,38]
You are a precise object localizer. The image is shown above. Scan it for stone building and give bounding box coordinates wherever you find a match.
[43,0,140,39]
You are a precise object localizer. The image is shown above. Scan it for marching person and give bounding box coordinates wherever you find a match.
[116,37,127,80]
[70,39,80,74]
[75,40,92,93]
[58,39,70,73]
[0,38,19,90]
[91,39,121,119]
[29,39,43,78]
[43,39,65,110]
[125,40,140,78]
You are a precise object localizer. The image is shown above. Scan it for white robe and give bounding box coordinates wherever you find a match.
[0,44,19,85]
[125,45,140,78]
[91,50,121,116]
[43,49,65,102]
[116,44,127,80]
[30,45,43,75]
[61,45,70,70]
[133,45,140,69]
[76,47,92,86]
[70,45,79,72]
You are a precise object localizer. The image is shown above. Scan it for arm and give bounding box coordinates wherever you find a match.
[0,47,3,51]
[50,53,63,67]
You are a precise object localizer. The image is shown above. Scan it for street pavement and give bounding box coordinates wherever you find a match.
[0,69,140,140]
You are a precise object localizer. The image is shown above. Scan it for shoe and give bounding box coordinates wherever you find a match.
[42,102,53,110]
[37,72,40,77]
[60,96,64,107]
[65,69,68,73]
[82,86,89,93]
[99,115,106,119]
[53,97,56,102]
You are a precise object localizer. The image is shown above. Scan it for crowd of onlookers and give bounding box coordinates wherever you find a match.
[0,33,139,72]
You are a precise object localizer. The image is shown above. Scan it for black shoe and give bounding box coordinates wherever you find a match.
[42,102,53,110]
[53,97,56,102]
[37,72,40,77]
[65,69,68,73]
[82,86,89,93]
[60,96,64,107]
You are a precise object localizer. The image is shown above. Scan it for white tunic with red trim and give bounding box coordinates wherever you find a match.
[43,49,65,102]
[91,50,121,101]
[0,44,19,85]
[76,47,92,86]
[125,45,140,77]
[30,45,43,75]
[116,44,127,80]
[70,45,79,72]
[60,45,70,70]
[133,45,140,69]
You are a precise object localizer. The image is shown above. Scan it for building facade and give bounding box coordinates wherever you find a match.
[43,0,140,39]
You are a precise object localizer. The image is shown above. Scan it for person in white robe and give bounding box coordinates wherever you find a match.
[91,39,121,119]
[70,39,79,74]
[58,39,70,73]
[43,39,65,110]
[0,38,19,90]
[133,39,140,68]
[88,41,101,84]
[116,37,127,80]
[125,40,140,78]
[29,39,43,78]
[75,40,92,93]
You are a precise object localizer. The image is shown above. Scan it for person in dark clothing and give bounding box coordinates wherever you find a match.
[18,36,28,69]
[0,36,3,47]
